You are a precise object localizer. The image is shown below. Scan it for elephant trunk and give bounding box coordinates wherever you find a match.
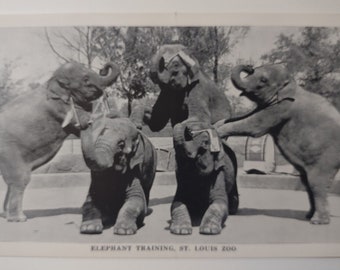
[231,65,254,91]
[93,138,116,170]
[173,122,197,159]
[81,126,115,171]
[98,62,120,88]
[149,44,187,85]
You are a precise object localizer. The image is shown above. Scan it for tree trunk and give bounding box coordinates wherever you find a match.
[213,27,219,83]
[127,95,132,117]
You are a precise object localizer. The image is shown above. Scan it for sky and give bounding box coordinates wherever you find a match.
[0,25,299,89]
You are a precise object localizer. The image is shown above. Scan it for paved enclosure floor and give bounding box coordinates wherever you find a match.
[0,185,340,244]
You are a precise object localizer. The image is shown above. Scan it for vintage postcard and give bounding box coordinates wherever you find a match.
[0,13,339,259]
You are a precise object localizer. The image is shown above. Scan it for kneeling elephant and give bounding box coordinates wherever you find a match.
[80,112,157,235]
[171,119,239,235]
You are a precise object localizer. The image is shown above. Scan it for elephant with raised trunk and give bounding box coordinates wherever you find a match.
[80,112,156,235]
[143,44,239,233]
[215,63,340,225]
[0,61,120,222]
[170,119,239,235]
[145,44,234,128]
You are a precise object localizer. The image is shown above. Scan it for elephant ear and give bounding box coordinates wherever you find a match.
[214,144,226,170]
[277,79,295,103]
[80,124,97,168]
[46,78,71,103]
[129,133,145,170]
[272,64,295,103]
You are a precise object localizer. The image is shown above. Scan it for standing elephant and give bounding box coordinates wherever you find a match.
[0,61,120,222]
[80,112,156,235]
[171,119,238,235]
[215,63,340,225]
[143,44,239,233]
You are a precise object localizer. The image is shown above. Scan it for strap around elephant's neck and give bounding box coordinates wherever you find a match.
[61,97,82,129]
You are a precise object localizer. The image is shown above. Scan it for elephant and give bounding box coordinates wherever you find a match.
[143,44,239,233]
[215,63,340,225]
[170,119,239,235]
[79,111,157,235]
[145,44,234,128]
[0,61,120,222]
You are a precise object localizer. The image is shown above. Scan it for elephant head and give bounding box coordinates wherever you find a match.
[231,64,293,106]
[149,44,200,91]
[47,62,120,109]
[81,112,143,173]
[173,120,224,176]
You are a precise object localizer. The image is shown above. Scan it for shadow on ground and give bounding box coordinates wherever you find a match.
[238,207,308,221]
[149,196,173,207]
[24,207,81,219]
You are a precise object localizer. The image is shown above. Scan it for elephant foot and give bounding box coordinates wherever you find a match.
[310,212,330,225]
[7,212,27,222]
[199,221,222,235]
[170,221,192,235]
[80,219,103,234]
[114,221,137,235]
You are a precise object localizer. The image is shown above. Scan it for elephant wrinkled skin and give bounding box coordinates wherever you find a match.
[145,44,234,127]
[144,44,239,234]
[170,120,239,235]
[216,63,340,225]
[80,113,156,235]
[0,62,120,222]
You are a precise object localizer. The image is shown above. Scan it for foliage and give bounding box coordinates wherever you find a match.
[45,26,249,116]
[0,60,22,108]
[262,27,340,105]
[177,26,249,86]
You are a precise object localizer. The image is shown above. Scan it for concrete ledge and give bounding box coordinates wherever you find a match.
[0,171,339,195]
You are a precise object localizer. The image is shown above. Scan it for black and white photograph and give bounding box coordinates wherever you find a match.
[0,12,339,259]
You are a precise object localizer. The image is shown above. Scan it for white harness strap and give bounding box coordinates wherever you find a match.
[61,97,81,128]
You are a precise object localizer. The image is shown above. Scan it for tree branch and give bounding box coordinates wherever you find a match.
[44,28,70,63]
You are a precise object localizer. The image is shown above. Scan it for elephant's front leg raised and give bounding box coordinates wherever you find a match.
[199,172,228,235]
[114,178,146,235]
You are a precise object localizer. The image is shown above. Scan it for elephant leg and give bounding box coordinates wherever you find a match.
[80,194,104,234]
[2,166,31,222]
[299,170,315,220]
[200,199,228,235]
[228,181,239,215]
[114,178,146,235]
[170,199,192,235]
[4,184,28,222]
[306,168,335,225]
[200,171,228,235]
[222,142,239,215]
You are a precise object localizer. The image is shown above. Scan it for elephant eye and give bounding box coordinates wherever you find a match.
[201,139,209,149]
[260,77,268,83]
[83,75,90,86]
[118,141,125,150]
